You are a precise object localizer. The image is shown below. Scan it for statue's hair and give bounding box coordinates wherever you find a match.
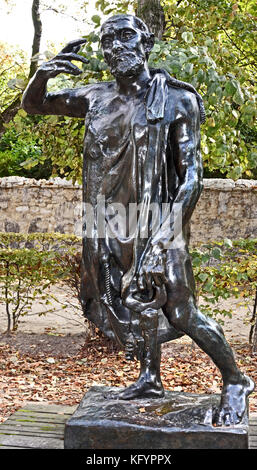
[100,14,151,35]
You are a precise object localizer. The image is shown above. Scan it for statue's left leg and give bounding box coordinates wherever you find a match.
[163,246,255,425]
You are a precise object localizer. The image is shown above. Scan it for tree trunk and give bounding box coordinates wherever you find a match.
[29,0,42,79]
[136,0,165,39]
[0,0,42,137]
[250,288,257,352]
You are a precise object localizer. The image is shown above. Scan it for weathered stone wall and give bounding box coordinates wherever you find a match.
[0,176,256,242]
[190,179,257,243]
[0,177,82,236]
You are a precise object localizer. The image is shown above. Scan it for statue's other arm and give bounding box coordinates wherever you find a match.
[22,39,90,118]
[151,92,203,249]
[134,92,203,292]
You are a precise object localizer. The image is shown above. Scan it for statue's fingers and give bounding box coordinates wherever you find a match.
[56,52,89,64]
[144,272,154,296]
[152,273,162,287]
[52,60,82,75]
[60,38,87,54]
[159,271,169,284]
[137,273,145,291]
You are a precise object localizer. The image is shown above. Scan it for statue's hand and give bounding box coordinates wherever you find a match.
[37,38,89,79]
[137,244,168,292]
[121,245,168,312]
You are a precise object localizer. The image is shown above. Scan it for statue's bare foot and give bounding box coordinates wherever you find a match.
[213,374,255,426]
[105,378,164,401]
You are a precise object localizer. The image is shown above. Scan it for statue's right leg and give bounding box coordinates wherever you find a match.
[163,247,255,425]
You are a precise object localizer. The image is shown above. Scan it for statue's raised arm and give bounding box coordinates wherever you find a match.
[22,39,89,118]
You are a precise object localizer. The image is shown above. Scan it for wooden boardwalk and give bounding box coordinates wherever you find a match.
[0,403,256,449]
[0,403,77,449]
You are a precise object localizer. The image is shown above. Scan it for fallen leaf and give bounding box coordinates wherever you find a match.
[46,358,55,364]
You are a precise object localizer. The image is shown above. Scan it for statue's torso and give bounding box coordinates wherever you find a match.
[80,78,199,342]
[81,81,192,298]
[82,82,184,205]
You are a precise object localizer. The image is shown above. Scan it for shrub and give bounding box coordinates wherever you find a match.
[0,232,81,332]
[191,238,257,337]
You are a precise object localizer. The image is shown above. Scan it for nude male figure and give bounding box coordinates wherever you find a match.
[22,14,254,426]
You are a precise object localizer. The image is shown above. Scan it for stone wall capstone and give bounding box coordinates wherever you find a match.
[0,176,256,243]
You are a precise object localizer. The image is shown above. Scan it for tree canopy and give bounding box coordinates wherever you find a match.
[0,0,256,181]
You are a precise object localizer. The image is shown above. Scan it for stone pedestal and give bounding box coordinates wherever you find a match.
[64,386,249,449]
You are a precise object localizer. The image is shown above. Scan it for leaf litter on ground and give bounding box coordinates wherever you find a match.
[0,332,256,423]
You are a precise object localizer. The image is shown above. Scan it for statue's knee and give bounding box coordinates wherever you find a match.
[164,305,191,332]
[164,290,193,328]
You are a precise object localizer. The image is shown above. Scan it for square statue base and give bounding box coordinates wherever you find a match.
[64,386,249,449]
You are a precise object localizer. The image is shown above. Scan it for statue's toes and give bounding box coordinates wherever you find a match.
[213,408,243,426]
[224,411,240,426]
[213,407,230,426]
[235,412,243,424]
[213,410,224,427]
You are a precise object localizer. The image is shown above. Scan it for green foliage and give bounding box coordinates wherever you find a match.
[0,42,28,114]
[26,114,85,183]
[146,0,257,179]
[0,113,52,179]
[0,0,256,181]
[95,0,134,15]
[190,238,257,324]
[0,232,81,332]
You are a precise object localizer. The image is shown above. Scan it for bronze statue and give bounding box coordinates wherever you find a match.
[22,14,254,427]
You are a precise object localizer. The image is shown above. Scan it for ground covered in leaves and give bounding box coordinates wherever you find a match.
[0,331,256,423]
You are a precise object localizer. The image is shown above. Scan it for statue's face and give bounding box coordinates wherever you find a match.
[100,17,148,78]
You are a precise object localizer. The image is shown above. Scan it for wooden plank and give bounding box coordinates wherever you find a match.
[249,414,257,447]
[7,416,69,424]
[20,402,77,414]
[0,403,73,449]
[249,442,257,449]
[0,422,64,432]
[7,413,70,425]
[0,425,64,438]
[0,431,63,439]
[0,434,64,449]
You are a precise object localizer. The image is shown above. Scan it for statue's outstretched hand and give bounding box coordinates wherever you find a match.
[37,39,89,79]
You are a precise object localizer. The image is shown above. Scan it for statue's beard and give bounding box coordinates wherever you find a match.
[108,52,145,78]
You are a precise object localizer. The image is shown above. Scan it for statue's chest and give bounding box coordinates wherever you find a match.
[84,96,146,160]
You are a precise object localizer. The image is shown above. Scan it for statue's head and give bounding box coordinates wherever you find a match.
[100,14,155,78]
